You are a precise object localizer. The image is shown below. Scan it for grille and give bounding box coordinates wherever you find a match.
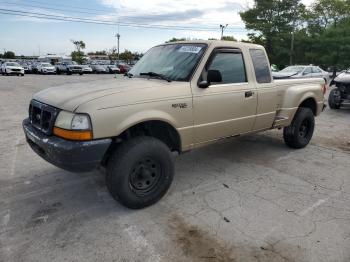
[29,100,59,135]
[11,69,21,72]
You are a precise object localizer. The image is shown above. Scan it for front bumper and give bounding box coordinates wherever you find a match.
[23,118,111,172]
[7,70,24,74]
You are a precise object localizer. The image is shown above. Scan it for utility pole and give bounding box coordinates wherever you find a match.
[115,23,120,63]
[290,9,297,65]
[290,30,295,65]
[116,33,120,62]
[220,24,228,40]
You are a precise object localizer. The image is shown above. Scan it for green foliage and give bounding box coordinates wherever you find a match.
[165,37,186,43]
[87,50,107,55]
[221,36,237,41]
[119,50,134,63]
[71,40,86,64]
[3,51,15,59]
[71,51,85,64]
[240,0,350,69]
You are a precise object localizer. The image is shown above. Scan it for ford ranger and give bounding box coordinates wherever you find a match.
[23,41,326,209]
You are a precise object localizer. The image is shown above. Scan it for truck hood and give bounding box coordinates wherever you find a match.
[334,71,350,84]
[33,77,176,112]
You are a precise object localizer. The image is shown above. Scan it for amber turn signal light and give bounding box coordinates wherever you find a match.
[53,127,92,141]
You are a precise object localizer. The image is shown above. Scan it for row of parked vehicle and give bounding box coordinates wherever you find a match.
[0,60,132,76]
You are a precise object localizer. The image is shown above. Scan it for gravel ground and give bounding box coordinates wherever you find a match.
[0,74,350,262]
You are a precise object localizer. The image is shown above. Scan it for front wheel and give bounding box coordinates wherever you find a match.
[283,107,315,149]
[106,136,174,209]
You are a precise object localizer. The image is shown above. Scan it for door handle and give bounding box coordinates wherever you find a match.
[245,91,254,98]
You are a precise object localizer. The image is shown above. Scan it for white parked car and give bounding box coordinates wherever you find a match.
[273,65,330,84]
[81,65,93,74]
[1,62,24,76]
[37,62,56,74]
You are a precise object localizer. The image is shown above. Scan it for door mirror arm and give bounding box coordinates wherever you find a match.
[198,80,210,88]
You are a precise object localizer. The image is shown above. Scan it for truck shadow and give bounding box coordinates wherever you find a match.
[3,131,289,228]
[1,131,301,261]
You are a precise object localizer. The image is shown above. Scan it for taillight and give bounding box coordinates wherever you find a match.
[322,84,327,95]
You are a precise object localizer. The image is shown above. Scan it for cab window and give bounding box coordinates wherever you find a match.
[207,52,247,84]
[249,49,271,83]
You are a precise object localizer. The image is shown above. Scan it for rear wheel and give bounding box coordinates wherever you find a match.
[106,136,174,209]
[328,88,341,109]
[283,107,315,149]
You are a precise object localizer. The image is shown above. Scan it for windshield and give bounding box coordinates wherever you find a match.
[280,66,305,74]
[41,63,51,66]
[129,43,207,81]
[6,62,20,67]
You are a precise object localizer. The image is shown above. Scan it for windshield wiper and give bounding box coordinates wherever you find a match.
[140,72,172,82]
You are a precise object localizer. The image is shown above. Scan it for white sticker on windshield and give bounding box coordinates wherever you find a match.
[178,46,202,54]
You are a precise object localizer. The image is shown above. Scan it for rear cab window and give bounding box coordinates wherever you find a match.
[249,49,272,84]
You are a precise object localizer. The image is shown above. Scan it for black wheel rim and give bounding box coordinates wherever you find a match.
[129,158,161,194]
[299,119,311,138]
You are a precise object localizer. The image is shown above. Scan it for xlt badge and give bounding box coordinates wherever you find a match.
[172,103,187,109]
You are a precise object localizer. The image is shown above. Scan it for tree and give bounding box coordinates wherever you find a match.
[165,37,186,43]
[310,0,349,29]
[3,51,15,59]
[87,50,107,56]
[119,49,134,63]
[240,0,306,67]
[221,36,237,41]
[71,40,86,64]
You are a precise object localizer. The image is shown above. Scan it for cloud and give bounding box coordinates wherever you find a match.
[98,0,251,27]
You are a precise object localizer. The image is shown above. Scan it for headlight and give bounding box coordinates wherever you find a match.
[54,111,92,141]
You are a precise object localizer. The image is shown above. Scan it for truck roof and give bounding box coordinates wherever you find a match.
[159,40,264,50]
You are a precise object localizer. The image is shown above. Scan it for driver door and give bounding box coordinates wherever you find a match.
[192,48,257,144]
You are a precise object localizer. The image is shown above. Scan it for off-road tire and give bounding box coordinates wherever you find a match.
[106,136,174,209]
[283,107,315,149]
[328,89,341,109]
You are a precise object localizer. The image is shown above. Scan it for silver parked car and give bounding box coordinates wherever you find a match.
[273,65,330,84]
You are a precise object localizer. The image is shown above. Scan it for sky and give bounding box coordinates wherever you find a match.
[0,0,315,56]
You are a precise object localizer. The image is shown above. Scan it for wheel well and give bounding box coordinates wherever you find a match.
[102,121,181,167]
[120,121,181,152]
[299,98,317,115]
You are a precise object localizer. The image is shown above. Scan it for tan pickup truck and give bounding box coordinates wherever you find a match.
[23,41,326,209]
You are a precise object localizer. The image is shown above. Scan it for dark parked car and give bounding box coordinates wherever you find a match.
[117,63,131,74]
[55,61,83,75]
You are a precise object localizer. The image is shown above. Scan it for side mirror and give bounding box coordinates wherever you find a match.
[208,69,222,83]
[198,69,222,89]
